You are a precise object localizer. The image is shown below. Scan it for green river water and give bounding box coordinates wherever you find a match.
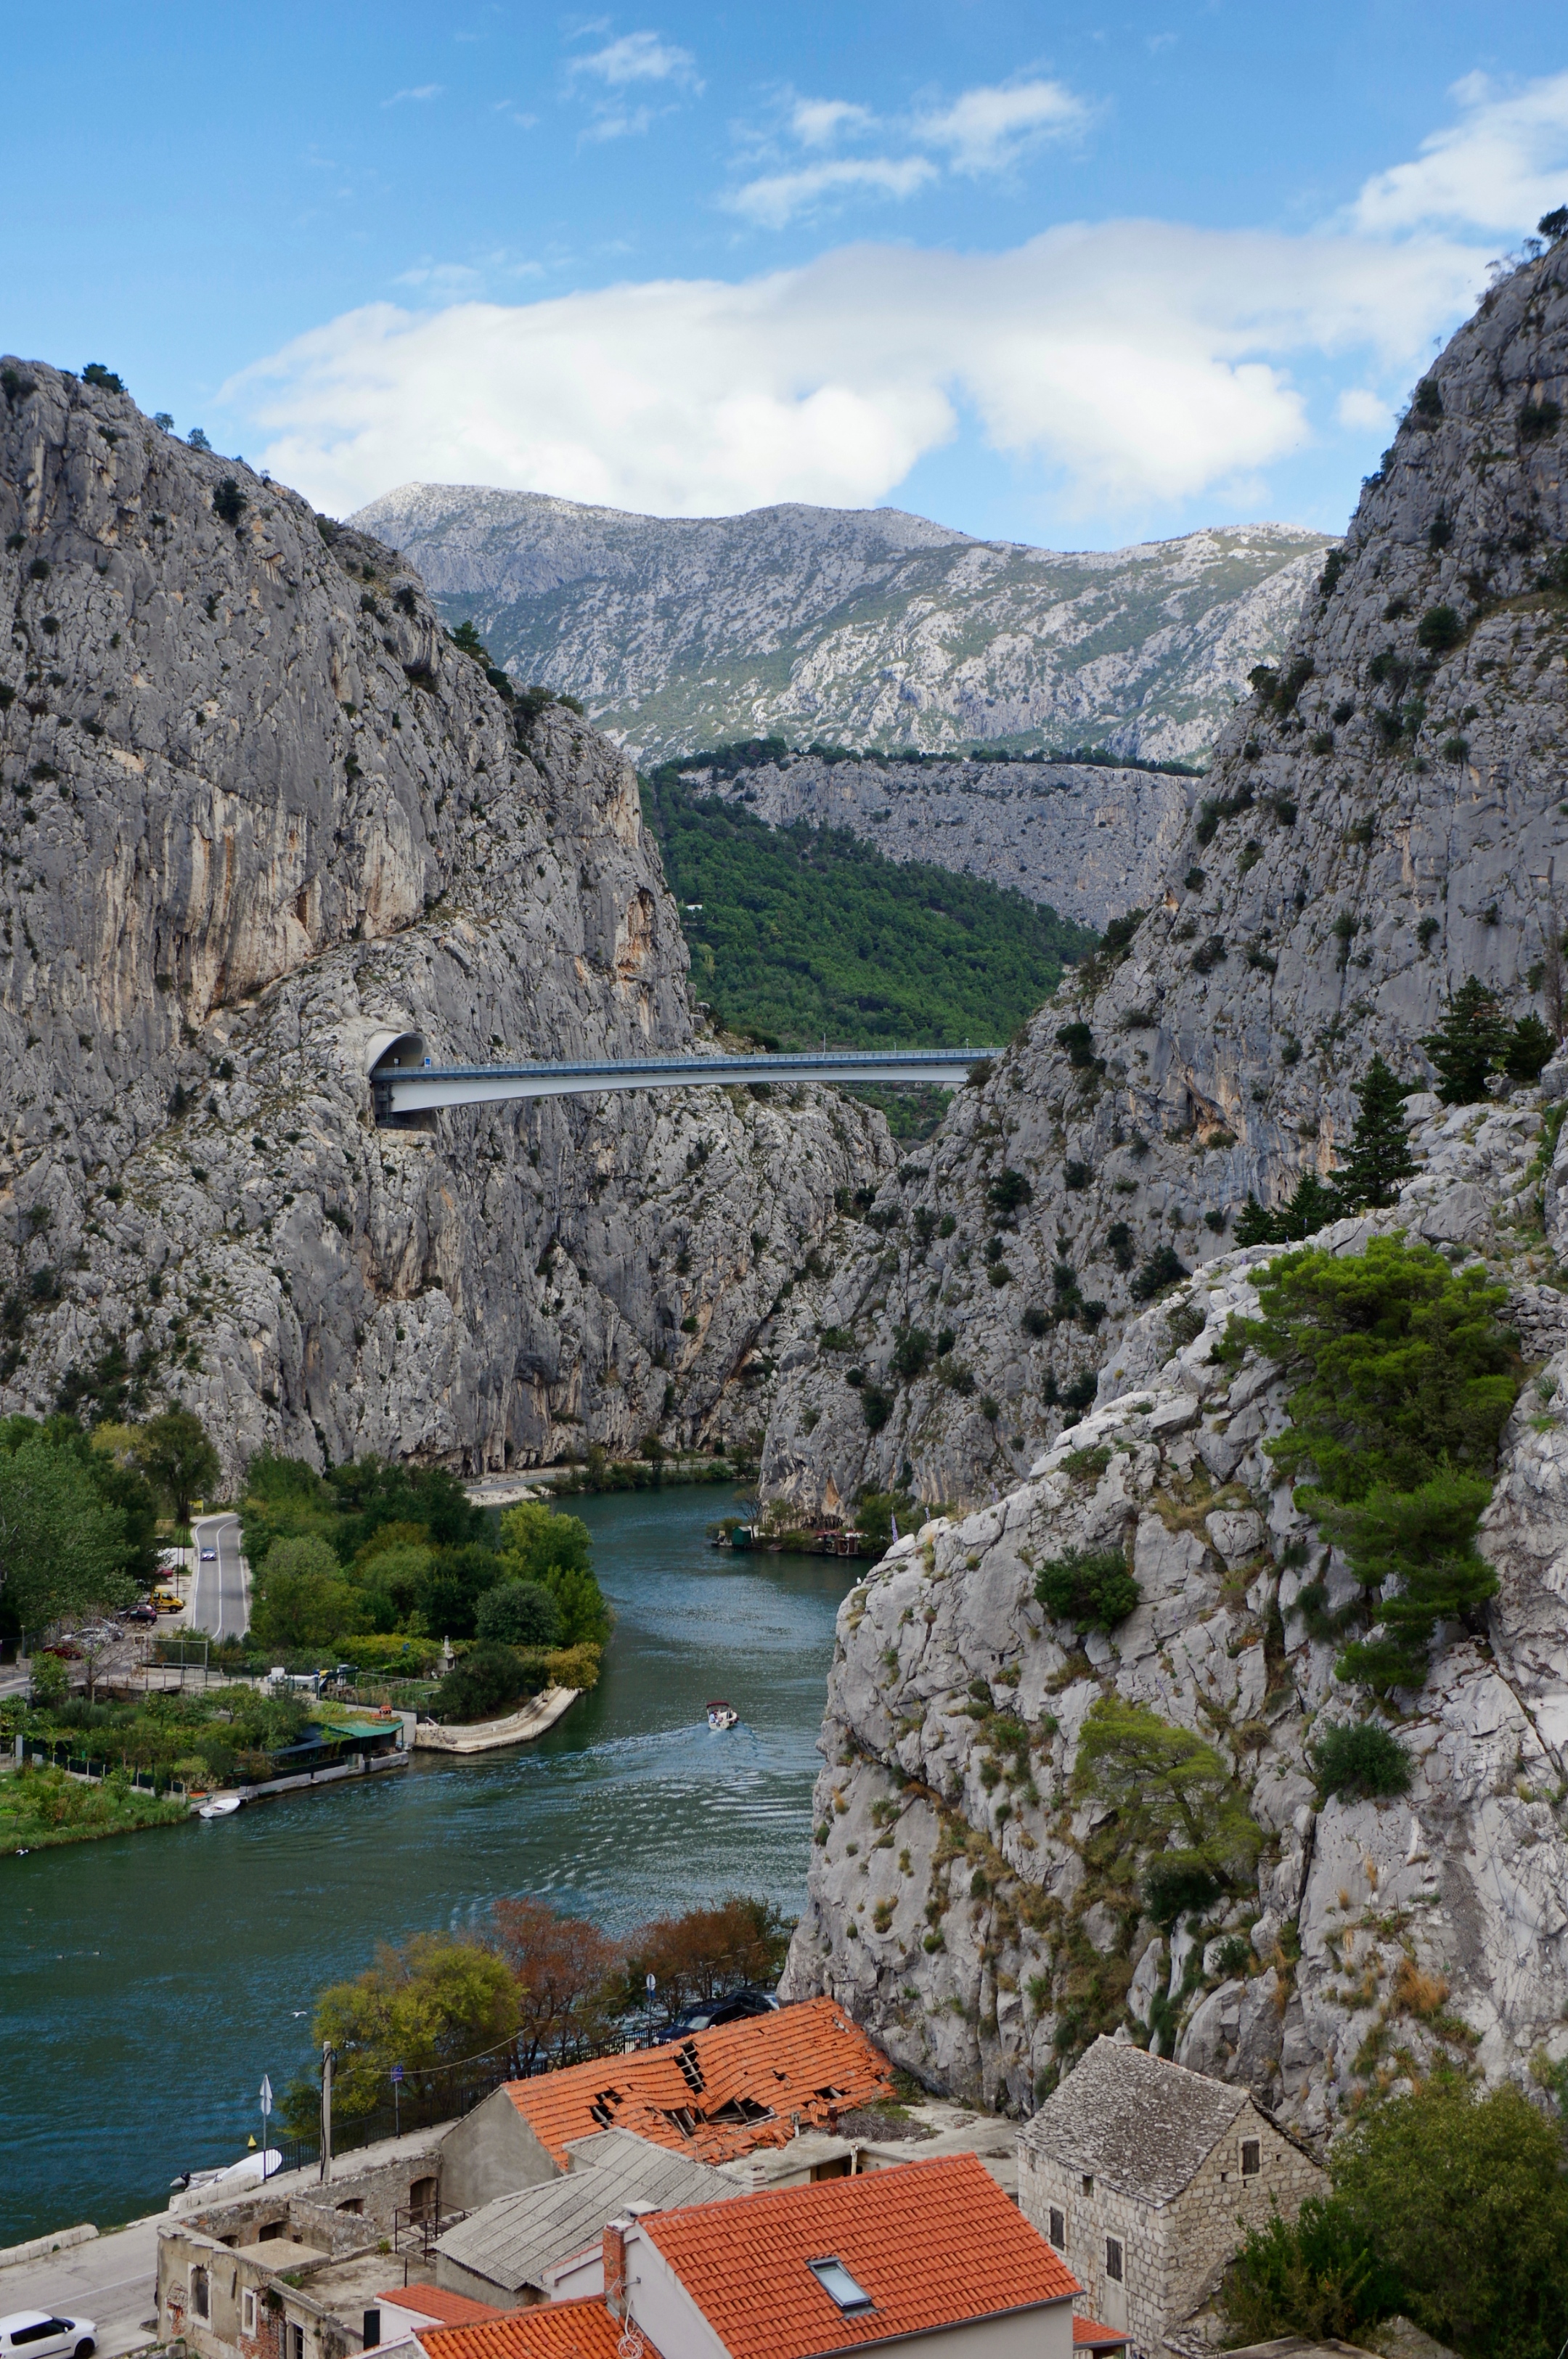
[1,1487,857,2244]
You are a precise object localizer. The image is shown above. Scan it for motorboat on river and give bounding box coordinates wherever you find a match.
[706,1701,740,1732]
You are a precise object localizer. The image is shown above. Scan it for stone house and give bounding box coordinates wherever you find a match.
[155,2146,452,2359]
[1017,2039,1324,2357]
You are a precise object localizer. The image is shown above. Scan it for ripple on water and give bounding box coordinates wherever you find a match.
[0,1486,854,2241]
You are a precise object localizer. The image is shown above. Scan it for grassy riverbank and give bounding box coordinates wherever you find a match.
[0,1763,189,1854]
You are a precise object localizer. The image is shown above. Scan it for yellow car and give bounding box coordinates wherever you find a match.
[151,1588,184,1614]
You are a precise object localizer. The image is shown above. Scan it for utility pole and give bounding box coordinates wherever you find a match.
[259,2076,273,2178]
[319,2041,334,2186]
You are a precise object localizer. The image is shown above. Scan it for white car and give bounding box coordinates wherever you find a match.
[0,2315,97,2359]
[200,1547,218,1562]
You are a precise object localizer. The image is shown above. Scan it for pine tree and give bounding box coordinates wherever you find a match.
[1235,1196,1278,1247]
[1421,977,1512,1104]
[1278,1168,1340,1239]
[1505,1011,1556,1084]
[1336,1054,1418,1211]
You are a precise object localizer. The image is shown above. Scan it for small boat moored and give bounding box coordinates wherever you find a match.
[198,1794,243,1819]
[706,1701,740,1732]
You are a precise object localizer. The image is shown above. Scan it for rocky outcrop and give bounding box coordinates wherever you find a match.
[0,362,889,1475]
[764,235,1568,1519]
[780,1096,1568,2137]
[349,485,1328,769]
[689,753,1192,929]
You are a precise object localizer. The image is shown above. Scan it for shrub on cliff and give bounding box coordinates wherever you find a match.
[1072,1696,1262,1925]
[1034,1545,1139,1631]
[1239,1237,1519,1691]
[1310,1719,1412,1801]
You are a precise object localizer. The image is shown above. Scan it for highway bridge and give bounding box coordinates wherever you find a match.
[368,1030,999,1126]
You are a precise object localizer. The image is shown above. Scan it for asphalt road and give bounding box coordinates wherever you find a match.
[187,1515,249,1642]
[0,2216,167,2359]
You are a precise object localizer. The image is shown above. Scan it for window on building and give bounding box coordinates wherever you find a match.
[242,2291,257,2336]
[191,2270,210,2321]
[1106,2237,1124,2284]
[1048,2207,1066,2248]
[1082,2174,1094,2196]
[290,2324,306,2359]
[335,2198,364,2215]
[808,2258,874,2315]
[1241,2138,1261,2177]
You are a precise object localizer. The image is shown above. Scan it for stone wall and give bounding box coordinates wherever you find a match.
[1018,2103,1322,2355]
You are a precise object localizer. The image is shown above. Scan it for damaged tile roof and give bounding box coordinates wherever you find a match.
[422,2300,658,2359]
[1018,2035,1252,2204]
[499,1995,895,2168]
[642,2151,1079,2359]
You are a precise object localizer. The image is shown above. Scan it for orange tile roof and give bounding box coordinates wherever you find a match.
[499,1995,895,2168]
[377,2291,512,2330]
[641,2151,1081,2359]
[422,2302,661,2359]
[1074,2318,1129,2349]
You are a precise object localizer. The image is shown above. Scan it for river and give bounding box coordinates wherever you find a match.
[0,1487,855,2245]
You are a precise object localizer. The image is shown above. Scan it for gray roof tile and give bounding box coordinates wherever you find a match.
[1018,2037,1251,2204]
[434,2128,738,2294]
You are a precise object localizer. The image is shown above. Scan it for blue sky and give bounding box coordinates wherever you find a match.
[7,3,1568,547]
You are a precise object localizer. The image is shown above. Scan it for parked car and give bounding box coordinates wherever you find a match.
[0,2314,97,2359]
[38,1641,82,1662]
[651,1986,780,2042]
[150,1589,184,1613]
[121,1602,158,1624]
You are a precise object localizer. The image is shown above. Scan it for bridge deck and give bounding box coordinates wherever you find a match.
[373,1047,997,1121]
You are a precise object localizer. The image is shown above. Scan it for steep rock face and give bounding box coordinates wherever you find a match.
[688,753,1193,930]
[780,1099,1568,2136]
[764,240,1568,1518]
[349,484,1327,769]
[0,364,889,1474]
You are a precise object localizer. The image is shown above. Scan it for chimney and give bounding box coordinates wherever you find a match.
[603,2216,631,2319]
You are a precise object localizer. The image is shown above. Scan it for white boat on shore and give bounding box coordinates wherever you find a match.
[197,1794,243,1819]
[706,1701,739,1732]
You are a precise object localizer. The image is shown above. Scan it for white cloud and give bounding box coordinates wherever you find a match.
[383,83,443,106]
[727,156,937,230]
[912,78,1091,174]
[228,219,1484,523]
[1336,386,1392,433]
[791,97,876,147]
[568,30,698,88]
[1349,69,1568,235]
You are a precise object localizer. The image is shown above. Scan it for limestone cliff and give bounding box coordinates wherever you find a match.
[0,362,889,1475]
[780,1095,1568,2137]
[764,235,1568,1517]
[687,751,1192,931]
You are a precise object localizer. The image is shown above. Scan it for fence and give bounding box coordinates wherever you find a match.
[23,1738,189,1797]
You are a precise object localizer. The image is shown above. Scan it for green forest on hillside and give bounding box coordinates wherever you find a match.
[642,772,1095,1076]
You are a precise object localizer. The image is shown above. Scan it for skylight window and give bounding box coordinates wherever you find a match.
[809,2257,873,2314]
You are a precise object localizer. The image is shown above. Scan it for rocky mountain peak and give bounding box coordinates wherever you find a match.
[762,235,1568,1515]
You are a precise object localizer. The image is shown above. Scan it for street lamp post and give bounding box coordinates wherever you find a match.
[259,2076,273,2179]
[391,2063,403,2140]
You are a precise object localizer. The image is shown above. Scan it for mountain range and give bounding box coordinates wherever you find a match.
[347,485,1331,769]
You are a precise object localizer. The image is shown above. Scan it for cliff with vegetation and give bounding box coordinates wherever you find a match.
[0,361,889,1478]
[775,234,1568,2140]
[764,232,1568,1517]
